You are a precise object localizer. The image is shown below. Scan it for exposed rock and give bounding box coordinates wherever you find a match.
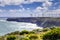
[7,17,60,27]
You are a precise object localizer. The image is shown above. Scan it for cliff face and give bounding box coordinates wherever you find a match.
[7,17,60,27]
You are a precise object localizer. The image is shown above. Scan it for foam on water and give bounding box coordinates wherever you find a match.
[0,20,43,36]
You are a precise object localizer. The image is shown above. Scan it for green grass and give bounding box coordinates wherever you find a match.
[0,27,60,40]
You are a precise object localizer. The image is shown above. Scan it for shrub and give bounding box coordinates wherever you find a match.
[42,28,49,32]
[7,31,20,35]
[11,31,20,35]
[20,37,30,40]
[20,30,29,35]
[33,29,42,32]
[29,35,38,40]
[43,27,60,40]
[29,31,35,34]
[7,35,16,40]
[50,27,56,30]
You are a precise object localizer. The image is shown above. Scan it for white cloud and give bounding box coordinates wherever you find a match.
[34,1,53,14]
[35,7,43,12]
[0,10,3,12]
[35,6,48,14]
[33,7,60,17]
[0,10,6,12]
[0,8,32,17]
[43,9,60,17]
[43,1,52,7]
[0,0,24,6]
[0,8,60,17]
[0,0,55,17]
[36,7,48,10]
[0,0,52,6]
[47,9,60,14]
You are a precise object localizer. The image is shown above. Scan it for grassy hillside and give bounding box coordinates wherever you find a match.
[0,27,60,40]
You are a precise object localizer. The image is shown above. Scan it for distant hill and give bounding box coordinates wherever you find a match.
[7,17,60,27]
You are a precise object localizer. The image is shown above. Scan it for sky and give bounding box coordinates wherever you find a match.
[0,0,60,17]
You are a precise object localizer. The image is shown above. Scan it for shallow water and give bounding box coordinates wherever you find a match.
[0,20,43,36]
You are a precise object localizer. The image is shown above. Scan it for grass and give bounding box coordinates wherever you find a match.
[0,27,60,40]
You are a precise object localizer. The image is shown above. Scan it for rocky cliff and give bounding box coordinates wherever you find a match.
[7,17,60,27]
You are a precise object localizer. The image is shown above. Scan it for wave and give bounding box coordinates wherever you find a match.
[0,20,43,36]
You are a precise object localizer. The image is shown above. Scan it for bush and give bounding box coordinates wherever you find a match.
[42,28,49,32]
[20,37,30,40]
[7,35,16,40]
[11,31,20,35]
[29,31,35,34]
[29,35,38,40]
[7,31,20,35]
[50,27,56,30]
[20,30,29,35]
[33,29,42,32]
[43,27,60,40]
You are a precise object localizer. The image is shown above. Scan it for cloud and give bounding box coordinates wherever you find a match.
[47,9,60,14]
[43,9,60,17]
[29,0,53,12]
[0,0,58,17]
[33,7,60,17]
[0,0,52,6]
[0,7,60,17]
[0,0,53,13]
[42,1,52,7]
[0,0,24,6]
[0,8,33,17]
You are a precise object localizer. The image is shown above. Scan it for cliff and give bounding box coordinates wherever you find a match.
[7,17,60,27]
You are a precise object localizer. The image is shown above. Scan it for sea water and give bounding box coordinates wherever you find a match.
[0,20,43,36]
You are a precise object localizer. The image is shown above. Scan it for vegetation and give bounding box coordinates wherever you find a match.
[0,27,60,40]
[20,30,29,35]
[7,35,16,40]
[29,35,38,40]
[43,27,60,40]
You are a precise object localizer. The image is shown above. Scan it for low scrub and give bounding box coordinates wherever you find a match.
[7,35,16,40]
[43,27,60,40]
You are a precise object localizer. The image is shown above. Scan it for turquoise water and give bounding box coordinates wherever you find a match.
[0,20,43,36]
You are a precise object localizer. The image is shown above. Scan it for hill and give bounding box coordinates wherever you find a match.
[7,17,60,27]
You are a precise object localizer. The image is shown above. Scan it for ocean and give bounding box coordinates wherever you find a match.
[0,20,43,36]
